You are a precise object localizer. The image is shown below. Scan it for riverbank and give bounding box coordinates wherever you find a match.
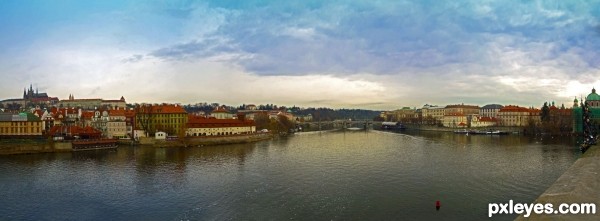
[139,133,273,147]
[0,140,72,155]
[0,133,273,155]
[401,125,525,133]
[515,146,600,220]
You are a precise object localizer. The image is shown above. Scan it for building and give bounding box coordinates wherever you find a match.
[135,104,188,137]
[47,125,102,139]
[106,109,128,139]
[573,89,600,133]
[0,84,58,109]
[442,113,468,128]
[58,94,126,110]
[0,112,43,137]
[445,104,480,115]
[211,106,233,119]
[186,115,256,136]
[421,104,445,124]
[497,105,540,127]
[471,116,498,127]
[480,104,504,118]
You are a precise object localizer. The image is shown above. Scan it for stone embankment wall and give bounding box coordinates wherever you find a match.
[0,141,72,155]
[515,146,600,220]
[139,133,273,147]
[404,125,524,133]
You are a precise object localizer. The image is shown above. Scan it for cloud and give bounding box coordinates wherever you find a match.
[2,0,600,110]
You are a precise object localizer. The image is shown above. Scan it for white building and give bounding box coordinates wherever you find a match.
[186,116,256,136]
[480,104,504,118]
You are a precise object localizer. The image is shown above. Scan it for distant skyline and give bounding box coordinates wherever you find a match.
[1,0,599,110]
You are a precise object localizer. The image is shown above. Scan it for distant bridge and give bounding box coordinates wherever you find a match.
[296,120,381,131]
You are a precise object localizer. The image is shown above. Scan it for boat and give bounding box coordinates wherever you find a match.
[381,122,406,131]
[454,129,470,134]
[455,129,509,135]
[71,139,118,151]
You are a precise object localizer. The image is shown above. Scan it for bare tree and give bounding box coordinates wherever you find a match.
[135,104,154,136]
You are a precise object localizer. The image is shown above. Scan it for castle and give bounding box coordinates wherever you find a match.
[23,84,49,100]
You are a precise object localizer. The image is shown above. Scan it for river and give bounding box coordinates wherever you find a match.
[0,130,580,220]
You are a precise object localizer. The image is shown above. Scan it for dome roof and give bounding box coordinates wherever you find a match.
[586,88,600,101]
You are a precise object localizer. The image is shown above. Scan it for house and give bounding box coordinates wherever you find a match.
[155,131,167,140]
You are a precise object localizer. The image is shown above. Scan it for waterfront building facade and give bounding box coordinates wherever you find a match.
[442,113,468,128]
[0,112,43,137]
[471,116,497,127]
[497,105,540,127]
[186,115,256,136]
[135,104,188,137]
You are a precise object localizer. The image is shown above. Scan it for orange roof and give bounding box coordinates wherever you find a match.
[108,109,126,116]
[33,110,44,117]
[81,111,94,119]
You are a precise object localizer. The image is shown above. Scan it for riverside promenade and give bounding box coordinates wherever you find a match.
[515,146,600,220]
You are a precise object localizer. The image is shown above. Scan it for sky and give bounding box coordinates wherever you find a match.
[1,0,599,110]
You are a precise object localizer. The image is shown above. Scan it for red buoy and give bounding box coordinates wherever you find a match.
[436,200,441,211]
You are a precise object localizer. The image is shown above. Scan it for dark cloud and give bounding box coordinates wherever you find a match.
[149,38,238,61]
[121,54,144,63]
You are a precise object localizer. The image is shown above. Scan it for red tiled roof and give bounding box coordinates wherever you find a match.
[499,105,530,112]
[81,111,94,119]
[33,110,44,117]
[108,109,126,116]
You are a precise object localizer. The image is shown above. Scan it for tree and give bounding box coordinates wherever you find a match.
[277,115,295,132]
[135,104,154,136]
[540,102,550,122]
[254,112,271,130]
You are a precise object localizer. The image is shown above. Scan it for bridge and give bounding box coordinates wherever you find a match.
[296,120,381,131]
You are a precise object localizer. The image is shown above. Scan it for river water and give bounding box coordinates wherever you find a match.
[0,130,580,220]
